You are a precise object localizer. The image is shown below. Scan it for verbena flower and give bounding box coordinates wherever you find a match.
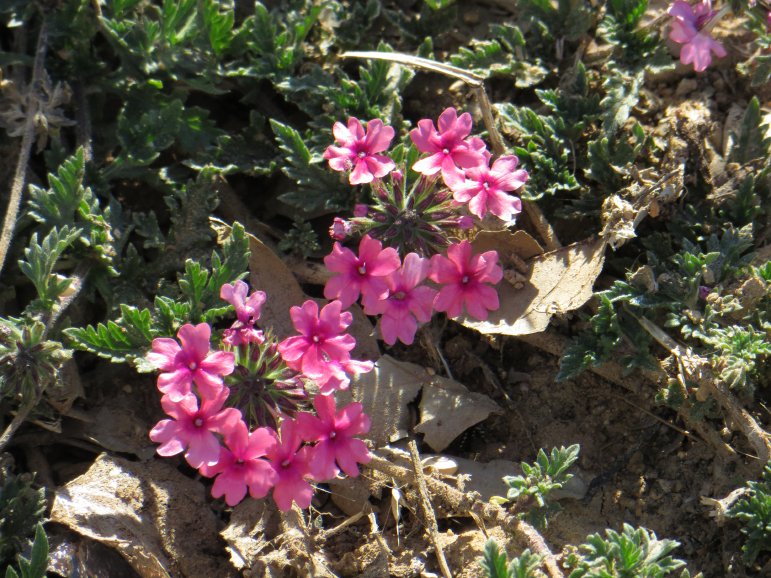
[277,300,357,381]
[430,240,503,320]
[149,389,242,469]
[296,395,371,480]
[446,155,527,221]
[668,0,727,71]
[199,420,278,506]
[329,217,352,241]
[323,234,400,308]
[147,323,235,402]
[410,107,488,182]
[220,282,266,347]
[323,117,396,185]
[265,419,314,511]
[314,357,374,395]
[363,252,436,345]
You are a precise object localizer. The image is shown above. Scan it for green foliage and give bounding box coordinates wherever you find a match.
[728,97,771,165]
[0,470,46,565]
[449,23,549,88]
[3,524,48,578]
[26,148,115,269]
[481,540,542,578]
[494,445,580,528]
[18,226,82,313]
[65,222,250,366]
[600,69,643,137]
[517,0,593,48]
[728,462,771,565]
[598,0,671,70]
[566,524,687,578]
[278,220,321,260]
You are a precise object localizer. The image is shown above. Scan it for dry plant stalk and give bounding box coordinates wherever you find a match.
[408,440,453,578]
[0,23,48,277]
[367,454,565,578]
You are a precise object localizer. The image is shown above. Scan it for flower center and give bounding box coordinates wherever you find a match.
[358,151,367,158]
[461,275,470,284]
[312,335,321,343]
[394,290,406,300]
[281,459,291,468]
[357,264,367,275]
[193,417,204,427]
[329,431,337,439]
[483,181,490,190]
[442,148,450,155]
[188,361,198,371]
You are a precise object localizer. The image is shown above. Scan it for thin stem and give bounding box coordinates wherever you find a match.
[0,391,43,453]
[0,22,48,278]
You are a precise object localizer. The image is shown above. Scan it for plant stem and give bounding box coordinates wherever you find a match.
[0,22,48,279]
[0,390,43,453]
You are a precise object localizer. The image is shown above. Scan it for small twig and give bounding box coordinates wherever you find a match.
[409,441,453,578]
[0,22,48,278]
[0,391,43,453]
[367,455,565,578]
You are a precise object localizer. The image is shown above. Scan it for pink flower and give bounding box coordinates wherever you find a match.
[296,396,371,480]
[668,1,726,72]
[147,323,235,402]
[329,217,352,241]
[220,281,266,325]
[277,300,356,380]
[149,389,242,469]
[199,421,278,506]
[456,215,475,230]
[323,118,396,185]
[265,419,314,511]
[410,108,488,181]
[363,253,437,345]
[314,358,374,395]
[323,234,401,308]
[447,155,527,221]
[429,241,503,320]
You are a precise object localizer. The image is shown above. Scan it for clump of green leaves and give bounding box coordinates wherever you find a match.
[728,462,771,565]
[64,222,249,367]
[4,523,49,578]
[492,444,580,528]
[480,540,542,578]
[565,524,696,578]
[278,220,320,259]
[0,467,45,565]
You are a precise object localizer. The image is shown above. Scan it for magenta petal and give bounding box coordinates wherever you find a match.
[177,323,211,362]
[147,338,182,371]
[364,120,395,152]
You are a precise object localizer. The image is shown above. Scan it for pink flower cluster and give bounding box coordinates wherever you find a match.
[146,282,372,511]
[324,107,528,223]
[668,0,726,71]
[324,234,502,345]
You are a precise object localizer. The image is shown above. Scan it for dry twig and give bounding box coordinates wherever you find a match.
[409,441,453,578]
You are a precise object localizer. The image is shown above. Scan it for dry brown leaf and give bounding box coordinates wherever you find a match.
[346,356,500,452]
[50,454,228,578]
[472,229,544,260]
[221,499,281,571]
[414,374,501,452]
[462,235,606,336]
[343,355,423,448]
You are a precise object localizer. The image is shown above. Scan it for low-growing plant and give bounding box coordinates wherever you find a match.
[728,462,771,565]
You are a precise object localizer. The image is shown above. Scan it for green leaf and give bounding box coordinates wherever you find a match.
[481,540,511,578]
[202,0,235,55]
[728,96,771,165]
[18,226,82,311]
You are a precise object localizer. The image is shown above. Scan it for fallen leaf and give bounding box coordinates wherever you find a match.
[414,373,501,452]
[327,475,376,516]
[347,356,500,452]
[462,235,606,336]
[344,355,423,448]
[50,454,227,578]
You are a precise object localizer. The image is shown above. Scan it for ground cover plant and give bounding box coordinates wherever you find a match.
[0,0,770,576]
